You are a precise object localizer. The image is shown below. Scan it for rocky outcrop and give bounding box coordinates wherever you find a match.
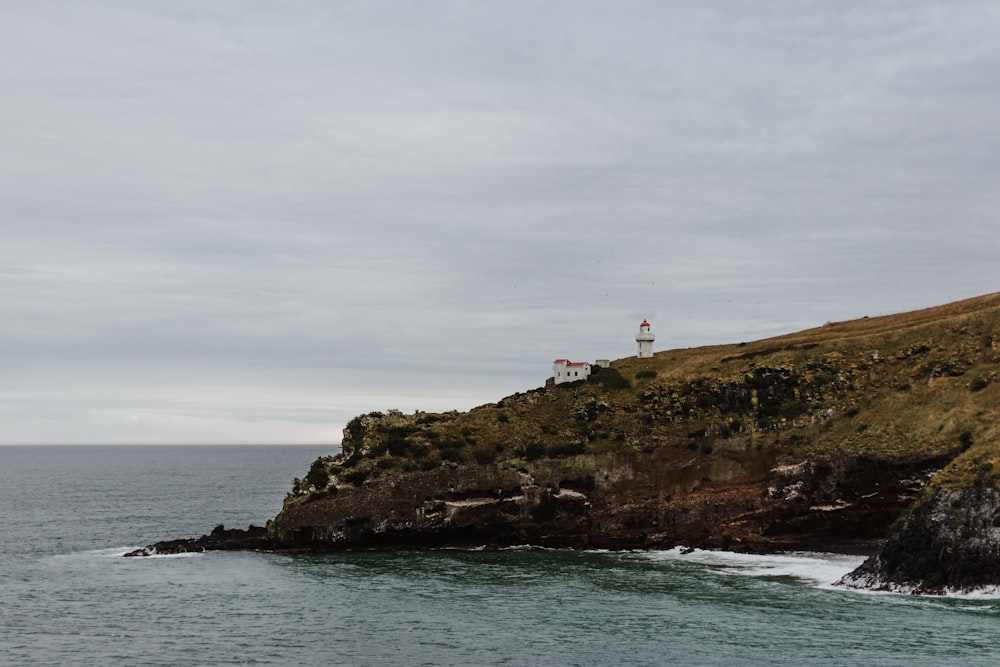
[273,460,601,550]
[839,474,1000,594]
[130,449,944,559]
[123,524,272,557]
[269,448,946,555]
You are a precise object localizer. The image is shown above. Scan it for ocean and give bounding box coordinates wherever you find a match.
[2,445,999,666]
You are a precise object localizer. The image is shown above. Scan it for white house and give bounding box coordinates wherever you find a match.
[551,321,657,383]
[552,359,592,384]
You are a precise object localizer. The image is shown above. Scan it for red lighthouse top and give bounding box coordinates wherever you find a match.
[640,320,650,328]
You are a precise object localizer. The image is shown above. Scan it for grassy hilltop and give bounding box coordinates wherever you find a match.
[291,292,1000,503]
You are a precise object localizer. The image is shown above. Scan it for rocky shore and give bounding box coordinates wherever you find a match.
[124,524,272,557]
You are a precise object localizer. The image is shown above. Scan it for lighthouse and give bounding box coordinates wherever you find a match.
[636,319,655,358]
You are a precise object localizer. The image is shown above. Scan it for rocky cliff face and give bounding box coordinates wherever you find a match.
[839,447,1000,593]
[271,446,948,555]
[839,479,1000,593]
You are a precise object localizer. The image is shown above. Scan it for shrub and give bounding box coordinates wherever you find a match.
[594,368,632,390]
[416,413,444,425]
[438,446,466,463]
[959,430,974,449]
[343,416,366,452]
[547,440,587,458]
[635,370,657,380]
[376,457,398,470]
[304,460,330,489]
[778,400,809,420]
[524,441,547,461]
[970,377,990,392]
[386,437,410,457]
[407,442,429,459]
[472,444,498,464]
[342,467,370,486]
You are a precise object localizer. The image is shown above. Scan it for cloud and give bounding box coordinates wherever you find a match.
[2,1,999,443]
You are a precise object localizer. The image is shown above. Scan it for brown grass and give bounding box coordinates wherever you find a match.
[303,292,1000,496]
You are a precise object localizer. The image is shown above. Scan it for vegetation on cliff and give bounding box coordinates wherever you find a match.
[291,294,999,503]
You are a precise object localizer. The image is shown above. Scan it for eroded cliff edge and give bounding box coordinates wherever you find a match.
[271,449,947,555]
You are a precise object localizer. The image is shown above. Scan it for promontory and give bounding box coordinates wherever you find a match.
[131,294,1000,594]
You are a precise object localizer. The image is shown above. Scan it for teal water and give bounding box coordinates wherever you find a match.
[2,446,999,666]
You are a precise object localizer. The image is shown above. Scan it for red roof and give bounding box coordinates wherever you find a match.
[640,320,650,327]
[553,358,569,363]
[567,361,589,367]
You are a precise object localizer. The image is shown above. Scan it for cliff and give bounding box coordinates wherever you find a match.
[838,445,1000,594]
[269,448,947,554]
[138,294,1000,592]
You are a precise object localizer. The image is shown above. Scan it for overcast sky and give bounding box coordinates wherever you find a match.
[2,1,998,444]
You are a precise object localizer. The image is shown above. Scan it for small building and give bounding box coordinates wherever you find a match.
[552,359,592,384]
[550,322,656,383]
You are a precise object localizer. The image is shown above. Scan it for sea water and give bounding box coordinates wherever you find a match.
[2,445,999,666]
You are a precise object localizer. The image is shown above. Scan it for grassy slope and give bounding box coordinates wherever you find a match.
[290,293,1000,505]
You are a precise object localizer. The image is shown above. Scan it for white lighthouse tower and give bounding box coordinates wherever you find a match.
[636,319,655,358]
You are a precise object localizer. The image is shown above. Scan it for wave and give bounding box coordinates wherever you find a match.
[839,576,1000,600]
[45,546,205,562]
[638,548,1000,600]
[117,547,205,559]
[639,547,865,588]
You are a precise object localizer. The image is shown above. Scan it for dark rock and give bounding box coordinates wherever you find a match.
[267,450,944,555]
[123,524,272,557]
[136,449,946,558]
[839,476,1000,594]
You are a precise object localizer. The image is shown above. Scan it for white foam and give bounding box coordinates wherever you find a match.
[839,580,1000,599]
[121,547,205,559]
[644,549,1000,599]
[946,587,1000,600]
[51,546,145,560]
[640,547,865,587]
